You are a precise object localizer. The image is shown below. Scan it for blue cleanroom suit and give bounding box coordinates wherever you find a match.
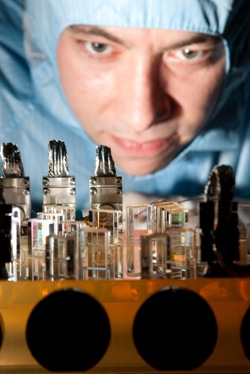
[0,0,250,213]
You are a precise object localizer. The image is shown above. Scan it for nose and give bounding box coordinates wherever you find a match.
[116,55,171,133]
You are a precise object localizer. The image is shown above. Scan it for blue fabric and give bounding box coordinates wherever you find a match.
[0,0,250,213]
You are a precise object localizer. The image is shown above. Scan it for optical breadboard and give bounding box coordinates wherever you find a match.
[0,278,250,373]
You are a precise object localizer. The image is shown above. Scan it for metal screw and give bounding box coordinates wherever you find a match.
[70,188,76,195]
[70,177,76,186]
[43,188,50,196]
[90,187,97,195]
[43,178,49,187]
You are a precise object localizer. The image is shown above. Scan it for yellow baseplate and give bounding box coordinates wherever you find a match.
[0,278,250,374]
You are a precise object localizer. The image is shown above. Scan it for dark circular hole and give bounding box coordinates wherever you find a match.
[240,306,250,359]
[26,288,111,372]
[133,287,217,370]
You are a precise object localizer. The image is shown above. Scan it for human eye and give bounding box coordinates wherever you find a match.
[165,46,209,64]
[85,41,113,56]
[75,37,123,63]
[162,40,224,76]
[174,47,203,61]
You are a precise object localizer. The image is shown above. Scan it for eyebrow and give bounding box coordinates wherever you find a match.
[69,25,220,49]
[69,25,128,46]
[166,34,220,50]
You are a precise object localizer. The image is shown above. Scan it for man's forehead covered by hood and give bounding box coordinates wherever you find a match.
[25,0,250,76]
[26,0,233,33]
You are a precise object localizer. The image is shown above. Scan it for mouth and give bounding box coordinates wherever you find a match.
[111,134,178,157]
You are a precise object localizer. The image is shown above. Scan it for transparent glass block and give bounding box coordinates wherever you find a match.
[126,204,154,239]
[90,209,123,279]
[166,227,196,279]
[237,203,250,265]
[81,227,111,280]
[152,201,188,233]
[42,204,76,221]
[140,233,171,278]
[11,207,21,261]
[37,212,64,235]
[28,218,54,280]
[59,221,87,279]
[6,207,22,281]
[125,204,154,277]
[46,231,74,280]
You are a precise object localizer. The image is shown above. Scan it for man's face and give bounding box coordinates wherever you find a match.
[57,26,226,175]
